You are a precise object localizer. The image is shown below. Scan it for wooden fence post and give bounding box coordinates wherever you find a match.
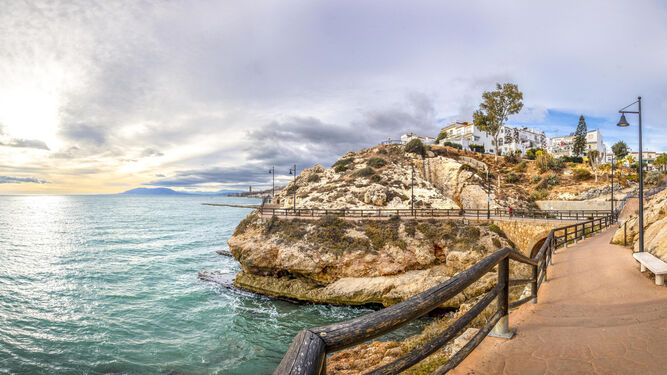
[490,256,514,338]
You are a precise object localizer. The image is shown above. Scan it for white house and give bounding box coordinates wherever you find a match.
[400,132,436,145]
[547,129,606,158]
[437,121,546,155]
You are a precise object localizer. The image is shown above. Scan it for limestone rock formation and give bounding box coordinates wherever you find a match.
[612,188,667,262]
[228,213,517,307]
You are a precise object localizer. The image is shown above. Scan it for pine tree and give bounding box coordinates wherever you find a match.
[572,115,587,156]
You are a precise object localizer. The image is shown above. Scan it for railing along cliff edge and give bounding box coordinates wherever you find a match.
[274,214,616,374]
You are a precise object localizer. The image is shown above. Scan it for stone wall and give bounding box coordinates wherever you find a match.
[536,199,616,211]
[491,219,575,255]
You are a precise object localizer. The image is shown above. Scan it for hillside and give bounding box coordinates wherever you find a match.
[272,143,628,212]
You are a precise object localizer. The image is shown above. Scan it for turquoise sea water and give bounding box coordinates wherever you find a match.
[0,195,424,374]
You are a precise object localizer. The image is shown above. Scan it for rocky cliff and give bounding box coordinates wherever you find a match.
[272,144,521,211]
[612,188,667,262]
[228,212,525,307]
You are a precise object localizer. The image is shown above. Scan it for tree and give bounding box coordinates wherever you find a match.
[611,141,628,160]
[654,154,667,172]
[405,138,425,156]
[587,150,603,182]
[572,115,587,157]
[473,83,524,161]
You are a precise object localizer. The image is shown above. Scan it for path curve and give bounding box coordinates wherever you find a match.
[452,229,667,375]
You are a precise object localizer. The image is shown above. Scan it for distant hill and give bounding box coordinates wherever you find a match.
[120,187,246,196]
[121,187,188,195]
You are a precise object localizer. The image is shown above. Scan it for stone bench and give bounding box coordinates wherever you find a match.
[633,252,667,286]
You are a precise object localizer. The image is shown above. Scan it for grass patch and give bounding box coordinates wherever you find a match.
[367,157,387,168]
[354,166,375,177]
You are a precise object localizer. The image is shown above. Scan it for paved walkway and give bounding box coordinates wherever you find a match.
[452,228,667,375]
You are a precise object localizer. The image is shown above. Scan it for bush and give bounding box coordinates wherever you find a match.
[505,172,519,183]
[645,170,664,185]
[367,157,387,168]
[469,144,485,153]
[488,224,507,238]
[405,139,425,156]
[536,154,553,173]
[354,166,375,177]
[529,188,549,201]
[440,141,462,150]
[307,174,320,183]
[517,160,527,172]
[560,156,583,163]
[370,174,382,182]
[334,164,349,173]
[526,148,545,160]
[545,174,560,186]
[573,168,592,181]
[492,238,502,248]
[504,152,521,164]
[531,175,542,184]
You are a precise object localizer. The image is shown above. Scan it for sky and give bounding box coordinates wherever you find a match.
[1,0,666,194]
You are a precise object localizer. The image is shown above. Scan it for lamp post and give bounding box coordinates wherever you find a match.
[268,166,275,197]
[617,96,643,252]
[288,164,297,211]
[610,154,614,219]
[486,167,491,219]
[411,164,415,216]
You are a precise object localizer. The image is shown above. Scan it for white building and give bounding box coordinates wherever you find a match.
[547,129,606,158]
[437,121,546,155]
[400,132,436,145]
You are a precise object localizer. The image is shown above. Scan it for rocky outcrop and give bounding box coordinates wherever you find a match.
[272,144,505,211]
[227,213,520,307]
[612,188,667,262]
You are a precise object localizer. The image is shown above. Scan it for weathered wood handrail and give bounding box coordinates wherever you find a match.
[274,213,616,374]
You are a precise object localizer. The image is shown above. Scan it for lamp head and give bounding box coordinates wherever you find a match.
[617,113,630,127]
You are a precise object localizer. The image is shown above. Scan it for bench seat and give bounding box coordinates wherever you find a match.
[633,252,667,286]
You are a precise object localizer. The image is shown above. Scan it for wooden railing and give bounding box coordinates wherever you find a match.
[274,214,616,374]
[260,206,610,221]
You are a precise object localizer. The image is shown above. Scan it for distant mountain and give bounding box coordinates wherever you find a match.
[121,187,189,195]
[120,187,247,196]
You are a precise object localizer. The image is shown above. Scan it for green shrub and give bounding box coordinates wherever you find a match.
[405,139,425,155]
[469,144,485,153]
[461,226,481,241]
[504,152,521,164]
[505,172,519,183]
[560,156,583,163]
[573,168,592,181]
[529,188,549,201]
[536,154,552,173]
[441,141,462,150]
[488,224,507,238]
[526,148,545,160]
[645,170,664,185]
[531,175,542,184]
[370,174,382,182]
[492,237,502,248]
[354,166,375,177]
[333,157,354,168]
[334,164,349,173]
[307,174,320,182]
[367,157,387,168]
[516,161,527,172]
[545,174,560,186]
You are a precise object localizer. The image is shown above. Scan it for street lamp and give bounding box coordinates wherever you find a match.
[486,167,491,219]
[610,154,614,219]
[411,164,415,216]
[288,164,297,211]
[617,96,643,252]
[268,166,275,197]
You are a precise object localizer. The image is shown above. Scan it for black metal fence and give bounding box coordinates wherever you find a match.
[260,206,611,221]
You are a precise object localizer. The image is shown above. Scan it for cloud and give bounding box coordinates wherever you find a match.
[0,138,50,150]
[0,176,49,184]
[146,165,271,187]
[141,148,164,157]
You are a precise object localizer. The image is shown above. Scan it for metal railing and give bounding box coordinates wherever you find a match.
[260,206,611,221]
[274,214,616,374]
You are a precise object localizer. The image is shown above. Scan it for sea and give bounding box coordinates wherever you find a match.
[0,195,426,374]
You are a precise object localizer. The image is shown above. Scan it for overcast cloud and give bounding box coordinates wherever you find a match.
[0,0,666,193]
